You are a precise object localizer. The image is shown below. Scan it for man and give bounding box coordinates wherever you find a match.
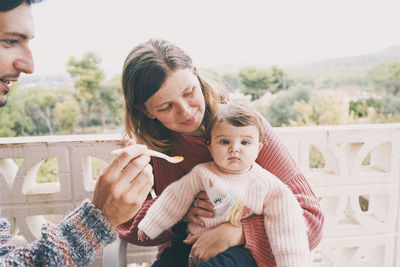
[0,0,35,106]
[0,1,154,265]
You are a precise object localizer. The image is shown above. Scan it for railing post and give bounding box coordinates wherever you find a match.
[103,237,127,267]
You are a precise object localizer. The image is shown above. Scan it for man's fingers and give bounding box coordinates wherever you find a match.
[119,154,151,185]
[125,164,154,201]
[110,144,148,172]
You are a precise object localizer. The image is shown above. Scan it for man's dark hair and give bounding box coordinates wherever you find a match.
[0,0,42,12]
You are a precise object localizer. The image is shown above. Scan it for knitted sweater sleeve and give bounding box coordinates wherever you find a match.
[0,199,116,266]
[116,197,176,246]
[262,178,311,267]
[242,117,324,266]
[138,171,198,239]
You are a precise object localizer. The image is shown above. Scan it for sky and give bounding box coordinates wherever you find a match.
[29,0,400,77]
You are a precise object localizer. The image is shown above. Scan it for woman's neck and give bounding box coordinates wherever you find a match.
[184,128,203,137]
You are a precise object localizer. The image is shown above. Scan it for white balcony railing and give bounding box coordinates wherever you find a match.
[1,124,399,267]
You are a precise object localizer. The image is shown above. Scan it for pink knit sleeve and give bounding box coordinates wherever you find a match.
[116,197,175,246]
[242,117,324,266]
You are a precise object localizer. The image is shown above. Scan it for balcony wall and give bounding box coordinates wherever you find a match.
[0,124,399,267]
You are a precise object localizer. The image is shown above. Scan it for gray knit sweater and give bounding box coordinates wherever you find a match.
[0,199,116,266]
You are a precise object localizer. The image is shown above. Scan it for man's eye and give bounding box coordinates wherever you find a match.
[220,140,229,145]
[3,40,18,46]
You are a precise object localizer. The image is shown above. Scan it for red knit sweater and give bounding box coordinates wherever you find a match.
[117,118,324,267]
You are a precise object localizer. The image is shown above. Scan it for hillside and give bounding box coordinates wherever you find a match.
[285,44,400,78]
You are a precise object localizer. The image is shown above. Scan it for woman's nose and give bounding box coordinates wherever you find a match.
[176,100,190,115]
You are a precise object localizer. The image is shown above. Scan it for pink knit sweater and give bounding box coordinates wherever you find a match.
[117,117,324,267]
[139,162,311,266]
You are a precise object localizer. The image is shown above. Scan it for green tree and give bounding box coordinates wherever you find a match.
[222,72,241,92]
[23,89,58,135]
[269,66,290,94]
[67,52,105,131]
[289,95,347,126]
[239,67,270,101]
[349,98,382,118]
[239,66,289,100]
[54,97,81,133]
[100,74,124,127]
[256,87,312,126]
[368,61,400,95]
[0,85,35,136]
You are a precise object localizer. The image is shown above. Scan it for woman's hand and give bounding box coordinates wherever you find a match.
[183,191,214,227]
[184,222,245,265]
[91,143,154,227]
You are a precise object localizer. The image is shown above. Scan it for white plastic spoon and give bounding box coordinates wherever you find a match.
[111,146,184,164]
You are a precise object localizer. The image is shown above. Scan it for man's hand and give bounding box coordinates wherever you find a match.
[91,144,154,227]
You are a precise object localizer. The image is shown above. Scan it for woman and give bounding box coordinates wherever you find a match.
[116,39,324,267]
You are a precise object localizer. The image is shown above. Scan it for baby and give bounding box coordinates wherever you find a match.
[138,102,311,267]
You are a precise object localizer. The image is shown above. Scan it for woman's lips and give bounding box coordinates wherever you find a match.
[181,116,195,126]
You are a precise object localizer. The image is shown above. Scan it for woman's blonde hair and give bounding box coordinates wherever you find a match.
[122,39,228,152]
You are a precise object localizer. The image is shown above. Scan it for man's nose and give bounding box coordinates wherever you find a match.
[14,47,34,74]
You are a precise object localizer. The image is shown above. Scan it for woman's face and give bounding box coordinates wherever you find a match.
[144,68,206,136]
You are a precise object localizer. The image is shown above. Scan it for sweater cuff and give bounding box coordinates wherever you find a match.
[242,214,276,267]
[54,199,116,265]
[0,219,10,245]
[138,216,164,240]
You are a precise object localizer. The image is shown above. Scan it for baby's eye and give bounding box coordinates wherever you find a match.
[220,139,229,145]
[241,140,249,145]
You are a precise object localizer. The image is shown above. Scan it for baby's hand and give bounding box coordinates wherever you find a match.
[137,229,148,242]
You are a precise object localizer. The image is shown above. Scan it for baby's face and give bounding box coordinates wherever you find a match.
[208,120,262,174]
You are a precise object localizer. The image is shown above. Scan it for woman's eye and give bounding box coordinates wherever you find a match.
[183,88,194,97]
[158,104,171,112]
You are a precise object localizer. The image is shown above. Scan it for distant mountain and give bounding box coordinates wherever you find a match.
[210,44,400,78]
[19,73,74,89]
[285,44,400,78]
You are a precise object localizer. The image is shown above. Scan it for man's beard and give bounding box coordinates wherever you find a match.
[0,94,7,107]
